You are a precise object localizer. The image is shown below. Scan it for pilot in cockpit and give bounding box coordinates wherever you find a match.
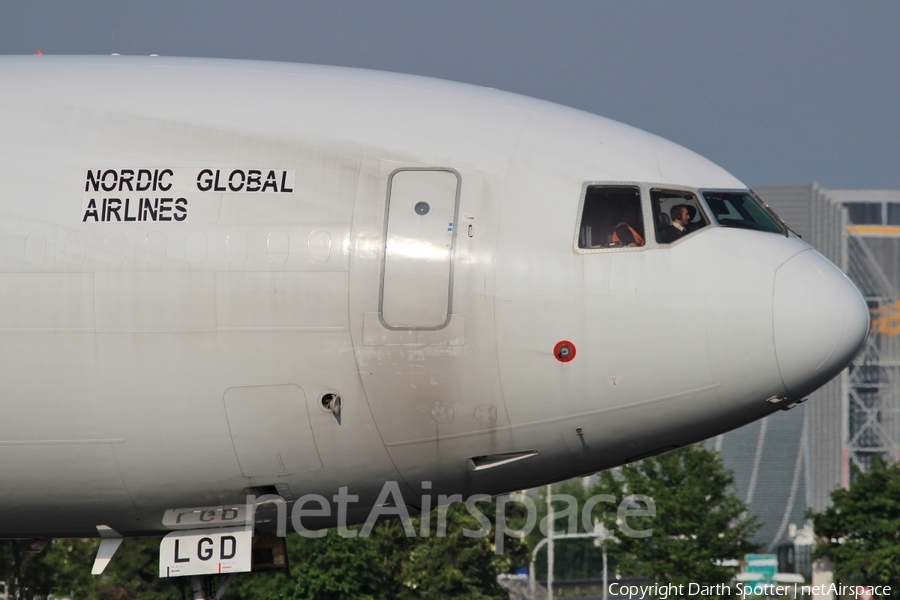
[660,204,691,242]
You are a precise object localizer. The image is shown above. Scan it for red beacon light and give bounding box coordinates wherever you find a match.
[553,340,576,363]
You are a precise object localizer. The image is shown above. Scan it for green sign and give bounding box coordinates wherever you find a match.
[744,554,778,582]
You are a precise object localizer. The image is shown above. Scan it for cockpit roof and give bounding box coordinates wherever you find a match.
[0,56,745,190]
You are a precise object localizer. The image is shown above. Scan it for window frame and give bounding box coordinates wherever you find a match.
[648,186,711,245]
[573,182,650,254]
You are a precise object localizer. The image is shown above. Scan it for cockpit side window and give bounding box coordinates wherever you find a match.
[578,186,645,249]
[650,189,709,244]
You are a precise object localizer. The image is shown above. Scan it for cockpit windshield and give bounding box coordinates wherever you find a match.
[702,191,786,235]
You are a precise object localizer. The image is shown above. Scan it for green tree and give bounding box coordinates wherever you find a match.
[39,538,99,599]
[395,500,512,599]
[45,537,187,600]
[0,539,56,600]
[0,498,523,599]
[810,455,900,597]
[592,444,759,594]
[91,538,187,600]
[231,500,519,600]
[524,478,616,583]
[231,528,393,600]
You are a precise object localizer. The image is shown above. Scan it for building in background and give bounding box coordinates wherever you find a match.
[713,185,900,556]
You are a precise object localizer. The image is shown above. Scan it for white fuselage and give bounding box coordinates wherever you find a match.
[0,56,868,537]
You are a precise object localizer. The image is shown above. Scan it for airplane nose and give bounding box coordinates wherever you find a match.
[773,250,869,400]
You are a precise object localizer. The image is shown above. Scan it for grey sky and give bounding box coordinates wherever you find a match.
[2,1,898,189]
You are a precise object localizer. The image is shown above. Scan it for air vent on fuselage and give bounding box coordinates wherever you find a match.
[468,450,538,471]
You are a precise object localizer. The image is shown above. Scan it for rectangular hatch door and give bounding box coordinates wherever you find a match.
[380,168,460,329]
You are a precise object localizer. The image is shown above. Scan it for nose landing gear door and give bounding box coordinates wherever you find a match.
[379,168,460,330]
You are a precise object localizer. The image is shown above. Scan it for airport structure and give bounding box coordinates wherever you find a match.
[715,185,900,565]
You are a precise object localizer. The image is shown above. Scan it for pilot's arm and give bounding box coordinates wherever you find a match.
[614,224,637,247]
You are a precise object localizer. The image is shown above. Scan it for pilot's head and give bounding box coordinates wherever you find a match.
[671,204,690,226]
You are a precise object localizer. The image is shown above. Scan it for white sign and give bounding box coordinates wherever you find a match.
[162,505,248,529]
[159,526,252,577]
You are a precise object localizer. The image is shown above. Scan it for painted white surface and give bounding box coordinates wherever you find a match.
[381,169,459,328]
[0,56,869,537]
[774,250,869,399]
[223,385,321,477]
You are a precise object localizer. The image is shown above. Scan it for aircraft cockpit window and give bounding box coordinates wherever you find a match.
[702,191,786,235]
[650,189,708,244]
[578,186,645,249]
